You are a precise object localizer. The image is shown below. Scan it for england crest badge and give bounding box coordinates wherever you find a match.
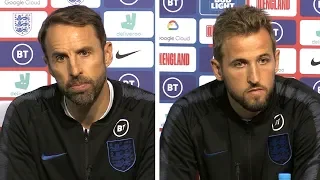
[107,138,136,172]
[268,133,292,165]
[13,13,32,36]
[68,0,84,5]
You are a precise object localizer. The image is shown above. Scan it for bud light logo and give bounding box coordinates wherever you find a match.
[163,0,183,13]
[200,0,245,16]
[13,13,32,36]
[68,0,84,5]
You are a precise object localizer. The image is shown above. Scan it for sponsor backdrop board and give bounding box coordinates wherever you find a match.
[156,0,320,131]
[0,0,155,129]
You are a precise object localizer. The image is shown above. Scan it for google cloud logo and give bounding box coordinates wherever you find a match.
[167,20,179,30]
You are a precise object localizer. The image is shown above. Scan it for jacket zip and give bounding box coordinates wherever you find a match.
[84,129,91,180]
[246,121,252,180]
[235,162,240,180]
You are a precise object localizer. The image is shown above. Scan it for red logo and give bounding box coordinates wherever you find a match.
[159,53,190,65]
[206,25,214,37]
[256,0,290,10]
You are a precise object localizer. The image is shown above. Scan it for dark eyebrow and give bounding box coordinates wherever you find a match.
[51,46,94,58]
[229,53,272,64]
[75,46,94,54]
[51,51,67,58]
[258,53,271,58]
[230,58,248,65]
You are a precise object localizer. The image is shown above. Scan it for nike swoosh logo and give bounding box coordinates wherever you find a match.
[204,150,227,157]
[116,50,140,59]
[311,58,320,66]
[41,153,67,161]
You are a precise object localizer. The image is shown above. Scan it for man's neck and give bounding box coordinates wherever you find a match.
[227,93,260,119]
[65,81,110,129]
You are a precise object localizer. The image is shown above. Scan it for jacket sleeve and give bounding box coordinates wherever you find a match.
[160,103,198,180]
[0,102,39,180]
[136,104,155,180]
[293,98,320,180]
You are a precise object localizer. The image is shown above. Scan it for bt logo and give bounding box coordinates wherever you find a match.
[271,22,284,42]
[313,80,320,93]
[314,0,320,14]
[11,43,33,65]
[113,119,129,137]
[162,77,183,98]
[163,0,183,13]
[119,73,140,87]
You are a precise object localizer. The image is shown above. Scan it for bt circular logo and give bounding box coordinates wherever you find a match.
[313,0,320,14]
[119,73,140,87]
[271,22,283,42]
[163,0,183,13]
[113,119,129,137]
[11,43,33,65]
[162,77,183,98]
[313,80,320,93]
[120,0,138,5]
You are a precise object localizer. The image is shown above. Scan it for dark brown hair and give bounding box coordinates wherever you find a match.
[38,5,106,57]
[213,5,275,63]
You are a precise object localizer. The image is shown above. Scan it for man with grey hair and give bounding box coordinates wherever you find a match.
[0,5,155,180]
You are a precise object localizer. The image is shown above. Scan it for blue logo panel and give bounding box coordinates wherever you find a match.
[272,20,296,45]
[199,47,214,73]
[300,78,320,94]
[160,73,197,103]
[104,0,154,9]
[160,0,196,16]
[0,42,45,67]
[199,0,246,16]
[108,70,154,93]
[301,0,320,17]
[268,133,292,165]
[107,138,136,172]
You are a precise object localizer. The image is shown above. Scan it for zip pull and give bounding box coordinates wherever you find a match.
[86,165,92,180]
[84,129,89,143]
[235,162,240,180]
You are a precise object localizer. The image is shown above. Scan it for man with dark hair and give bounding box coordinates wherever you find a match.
[160,5,320,180]
[0,5,154,180]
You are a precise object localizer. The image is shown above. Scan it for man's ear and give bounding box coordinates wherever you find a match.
[104,42,113,67]
[211,58,223,81]
[43,56,53,76]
